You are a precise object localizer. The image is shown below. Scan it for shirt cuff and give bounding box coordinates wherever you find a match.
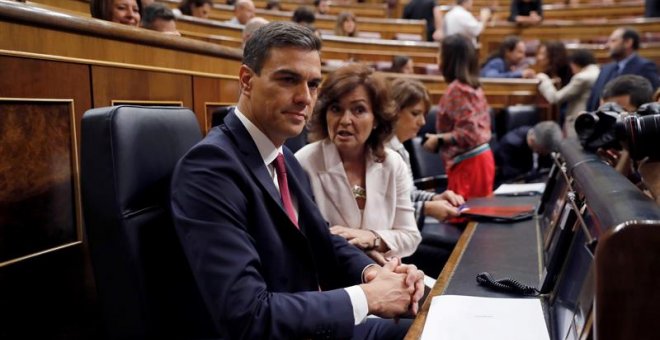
[344,285,369,325]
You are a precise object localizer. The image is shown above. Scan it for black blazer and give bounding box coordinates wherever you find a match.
[171,111,374,339]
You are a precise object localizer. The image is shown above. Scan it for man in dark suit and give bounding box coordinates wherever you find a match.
[493,121,561,185]
[586,27,660,111]
[171,22,424,339]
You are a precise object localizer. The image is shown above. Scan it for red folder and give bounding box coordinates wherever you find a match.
[461,204,535,222]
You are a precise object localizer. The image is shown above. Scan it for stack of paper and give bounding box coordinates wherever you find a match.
[493,183,546,196]
[421,295,550,340]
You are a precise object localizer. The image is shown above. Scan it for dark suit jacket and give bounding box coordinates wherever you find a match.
[171,111,374,339]
[493,126,534,182]
[586,54,660,111]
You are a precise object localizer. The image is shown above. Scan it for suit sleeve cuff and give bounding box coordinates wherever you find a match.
[344,285,369,325]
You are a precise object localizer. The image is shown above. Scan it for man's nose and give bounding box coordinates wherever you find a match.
[294,84,312,107]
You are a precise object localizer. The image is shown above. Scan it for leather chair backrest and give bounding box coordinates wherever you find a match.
[81,106,217,339]
[504,105,539,133]
[410,136,446,179]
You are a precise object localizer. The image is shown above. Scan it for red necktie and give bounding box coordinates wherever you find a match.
[273,153,299,229]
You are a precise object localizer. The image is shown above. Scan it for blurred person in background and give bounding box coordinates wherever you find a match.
[177,0,213,18]
[226,0,255,24]
[537,49,599,138]
[443,0,491,47]
[91,0,141,26]
[315,0,330,15]
[480,36,536,79]
[425,34,495,199]
[535,41,572,88]
[241,17,268,46]
[335,11,357,37]
[390,55,414,74]
[509,0,543,25]
[141,3,180,35]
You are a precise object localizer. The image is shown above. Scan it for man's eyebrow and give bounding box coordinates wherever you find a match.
[273,69,302,78]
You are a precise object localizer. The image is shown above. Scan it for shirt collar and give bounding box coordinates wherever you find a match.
[387,136,404,151]
[234,107,282,167]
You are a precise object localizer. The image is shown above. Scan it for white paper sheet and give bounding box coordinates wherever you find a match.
[421,295,550,340]
[493,183,546,196]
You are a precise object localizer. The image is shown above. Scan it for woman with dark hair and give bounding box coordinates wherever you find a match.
[390,55,414,74]
[296,64,421,264]
[388,78,465,224]
[424,34,495,199]
[90,0,141,26]
[536,40,572,88]
[537,49,600,138]
[178,0,213,18]
[334,11,358,37]
[480,35,535,78]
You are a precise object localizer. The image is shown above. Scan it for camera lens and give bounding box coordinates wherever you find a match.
[575,108,622,152]
[575,112,598,136]
[619,114,660,160]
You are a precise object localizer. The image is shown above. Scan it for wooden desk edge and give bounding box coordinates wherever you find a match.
[404,222,478,340]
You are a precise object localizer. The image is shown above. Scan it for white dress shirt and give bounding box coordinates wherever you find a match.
[443,5,484,46]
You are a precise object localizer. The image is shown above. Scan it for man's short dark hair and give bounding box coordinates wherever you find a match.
[292,6,316,24]
[179,0,212,15]
[141,3,175,29]
[621,27,641,50]
[602,74,654,109]
[243,21,322,74]
[568,49,596,68]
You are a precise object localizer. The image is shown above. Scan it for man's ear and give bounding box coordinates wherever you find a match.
[623,38,634,51]
[239,64,255,97]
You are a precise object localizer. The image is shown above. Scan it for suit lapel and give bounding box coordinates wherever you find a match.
[317,141,360,228]
[223,111,300,232]
[603,64,618,84]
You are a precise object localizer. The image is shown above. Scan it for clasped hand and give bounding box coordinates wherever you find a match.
[361,257,425,318]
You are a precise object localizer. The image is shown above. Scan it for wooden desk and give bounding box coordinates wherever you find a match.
[405,196,543,339]
[384,74,544,112]
[252,0,389,18]
[438,1,644,22]
[202,2,427,40]
[405,140,660,340]
[479,18,660,63]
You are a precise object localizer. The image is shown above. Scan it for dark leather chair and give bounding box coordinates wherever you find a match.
[80,106,217,339]
[409,136,447,192]
[409,107,447,192]
[503,105,539,133]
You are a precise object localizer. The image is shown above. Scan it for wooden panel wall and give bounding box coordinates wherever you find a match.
[0,52,239,338]
[91,66,194,108]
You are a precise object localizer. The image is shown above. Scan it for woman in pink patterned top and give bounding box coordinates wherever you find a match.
[423,34,495,199]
